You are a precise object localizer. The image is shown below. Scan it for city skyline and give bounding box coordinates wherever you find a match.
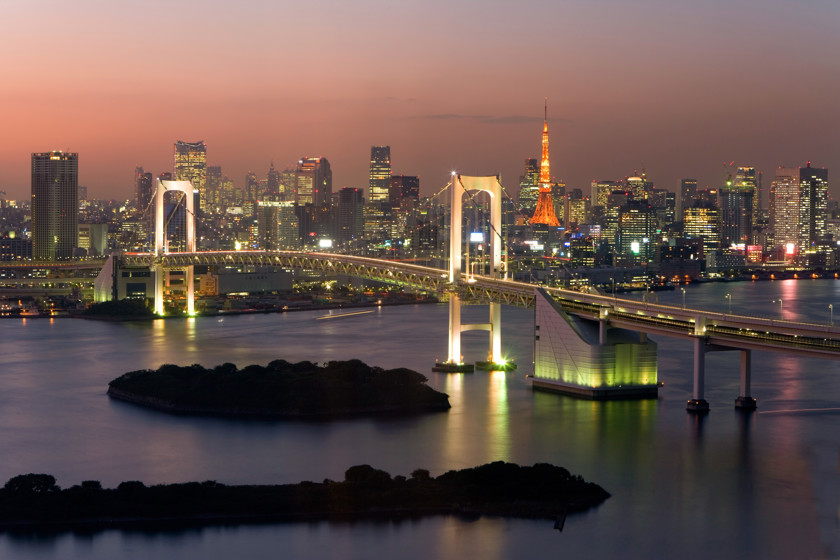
[1,1,838,200]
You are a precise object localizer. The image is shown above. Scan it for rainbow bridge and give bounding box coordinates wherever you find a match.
[111,249,840,412]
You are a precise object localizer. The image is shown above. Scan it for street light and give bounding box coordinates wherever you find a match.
[772,299,783,315]
[681,287,686,309]
[725,293,732,314]
[830,303,833,326]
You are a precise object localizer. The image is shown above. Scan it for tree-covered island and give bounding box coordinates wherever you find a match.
[107,359,451,418]
[0,462,609,530]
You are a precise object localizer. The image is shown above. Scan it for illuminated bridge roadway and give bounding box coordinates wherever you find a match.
[123,250,840,411]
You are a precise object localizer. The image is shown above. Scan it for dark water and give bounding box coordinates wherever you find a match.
[1,279,839,559]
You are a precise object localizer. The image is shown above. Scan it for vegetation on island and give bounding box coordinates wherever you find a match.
[82,299,154,319]
[0,462,609,530]
[107,359,451,417]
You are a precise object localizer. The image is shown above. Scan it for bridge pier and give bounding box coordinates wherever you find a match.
[735,349,757,410]
[687,336,710,413]
[447,293,462,364]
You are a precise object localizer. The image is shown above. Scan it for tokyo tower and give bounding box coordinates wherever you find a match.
[529,102,561,227]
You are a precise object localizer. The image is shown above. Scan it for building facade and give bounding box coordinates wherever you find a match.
[369,146,391,203]
[174,141,207,211]
[31,151,78,260]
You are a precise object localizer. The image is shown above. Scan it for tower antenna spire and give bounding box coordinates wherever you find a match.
[530,99,561,227]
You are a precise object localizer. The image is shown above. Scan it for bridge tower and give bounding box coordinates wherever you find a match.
[153,179,196,316]
[441,174,506,369]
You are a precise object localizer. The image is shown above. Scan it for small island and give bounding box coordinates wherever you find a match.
[0,462,610,530]
[107,359,451,418]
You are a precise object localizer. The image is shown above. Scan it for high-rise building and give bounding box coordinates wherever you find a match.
[734,167,758,233]
[591,180,618,209]
[257,201,299,249]
[718,179,754,248]
[799,162,829,251]
[267,162,281,198]
[517,158,540,213]
[135,167,154,212]
[31,151,78,260]
[678,179,698,218]
[174,141,207,210]
[530,104,561,227]
[617,200,656,265]
[389,175,420,206]
[770,167,800,250]
[369,146,391,202]
[683,203,720,257]
[337,187,365,246]
[295,157,332,206]
[206,166,222,208]
[245,172,259,202]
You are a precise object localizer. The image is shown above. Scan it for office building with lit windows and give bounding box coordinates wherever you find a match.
[174,141,207,210]
[369,146,391,202]
[31,151,78,260]
[295,157,332,206]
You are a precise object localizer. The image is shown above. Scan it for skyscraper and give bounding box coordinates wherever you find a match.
[770,167,800,250]
[530,103,561,227]
[337,187,364,245]
[369,146,391,203]
[31,151,78,260]
[734,167,758,234]
[799,162,829,251]
[677,179,698,218]
[389,175,420,206]
[295,157,332,206]
[718,178,754,247]
[134,166,154,212]
[517,158,540,213]
[267,162,281,198]
[174,141,207,210]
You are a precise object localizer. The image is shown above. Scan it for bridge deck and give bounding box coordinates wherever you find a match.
[119,250,840,359]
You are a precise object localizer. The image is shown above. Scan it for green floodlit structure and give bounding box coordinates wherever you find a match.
[532,288,659,399]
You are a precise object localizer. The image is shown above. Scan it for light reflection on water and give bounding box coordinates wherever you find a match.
[0,282,839,558]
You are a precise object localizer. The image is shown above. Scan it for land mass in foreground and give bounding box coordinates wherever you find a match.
[107,359,451,418]
[0,462,610,530]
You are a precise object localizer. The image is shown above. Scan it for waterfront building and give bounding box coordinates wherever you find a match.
[683,202,720,257]
[770,167,800,251]
[369,146,391,203]
[718,179,754,248]
[799,162,829,251]
[31,151,78,260]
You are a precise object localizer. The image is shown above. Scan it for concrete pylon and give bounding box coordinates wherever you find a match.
[153,179,196,316]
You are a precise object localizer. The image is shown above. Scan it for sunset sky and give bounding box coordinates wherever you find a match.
[1,0,838,201]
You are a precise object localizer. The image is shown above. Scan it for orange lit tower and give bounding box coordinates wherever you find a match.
[530,102,561,226]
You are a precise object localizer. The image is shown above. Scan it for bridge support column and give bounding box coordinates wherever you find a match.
[735,349,757,410]
[186,265,195,316]
[490,302,501,362]
[154,264,165,316]
[448,294,461,364]
[687,337,710,412]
